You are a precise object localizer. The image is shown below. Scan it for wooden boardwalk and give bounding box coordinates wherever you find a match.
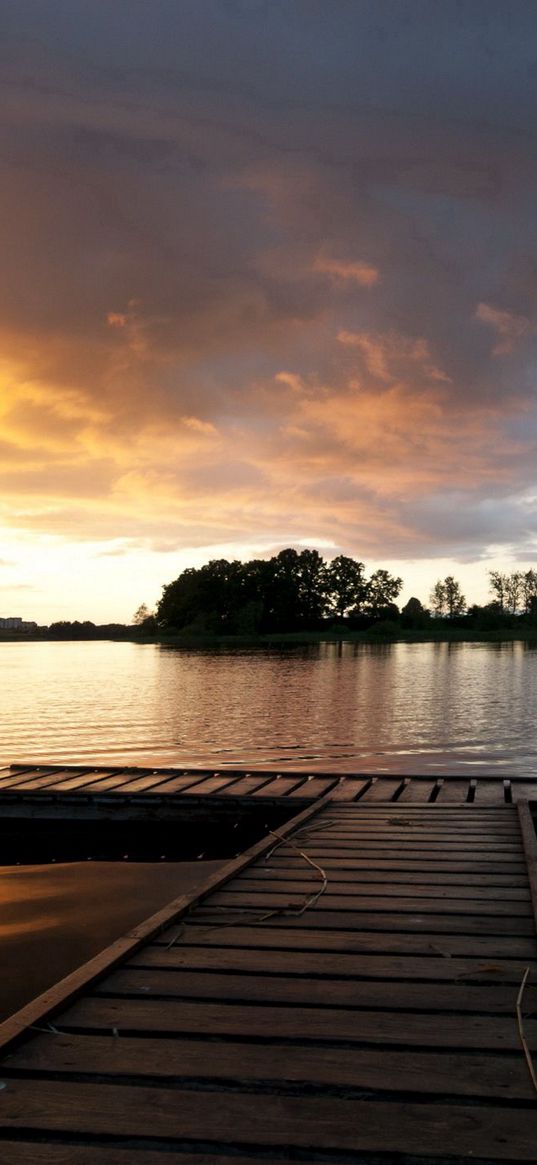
[0,789,537,1163]
[1,762,537,803]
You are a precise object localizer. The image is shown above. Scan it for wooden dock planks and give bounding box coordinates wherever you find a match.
[1,799,537,1162]
[1,762,535,803]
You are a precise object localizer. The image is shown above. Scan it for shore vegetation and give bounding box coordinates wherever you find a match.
[2,557,537,644]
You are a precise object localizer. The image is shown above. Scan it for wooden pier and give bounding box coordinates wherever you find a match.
[1,761,537,803]
[0,766,536,1163]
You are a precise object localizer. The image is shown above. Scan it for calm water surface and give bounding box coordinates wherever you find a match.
[1,639,537,775]
[0,859,223,1021]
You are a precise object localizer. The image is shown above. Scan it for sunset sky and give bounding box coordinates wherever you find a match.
[1,2,537,623]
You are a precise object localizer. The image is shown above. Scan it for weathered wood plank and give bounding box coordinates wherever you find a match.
[300,820,524,838]
[278,777,335,798]
[93,966,537,1015]
[241,868,530,888]
[357,779,405,802]
[230,876,533,901]
[252,776,308,797]
[264,855,526,871]
[7,1031,535,1100]
[328,800,516,808]
[324,778,370,800]
[301,812,518,825]
[397,779,437,802]
[518,800,537,941]
[51,996,537,1050]
[218,775,277,795]
[95,771,177,793]
[142,772,216,793]
[174,774,242,794]
[322,817,518,829]
[1,1079,536,1159]
[473,780,509,804]
[289,837,523,852]
[41,769,118,791]
[0,767,67,790]
[300,818,520,831]
[69,771,144,792]
[192,905,535,934]
[160,921,536,958]
[275,844,524,861]
[219,887,533,911]
[232,871,526,894]
[429,781,471,802]
[0,1148,268,1165]
[512,783,537,802]
[135,943,533,981]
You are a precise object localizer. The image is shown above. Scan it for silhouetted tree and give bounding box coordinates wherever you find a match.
[505,571,523,614]
[489,571,508,612]
[521,569,537,616]
[401,597,429,628]
[196,558,245,631]
[132,603,153,625]
[430,580,446,618]
[297,548,329,623]
[325,556,368,619]
[444,576,466,618]
[430,576,466,618]
[157,568,205,630]
[366,569,403,617]
[260,549,328,630]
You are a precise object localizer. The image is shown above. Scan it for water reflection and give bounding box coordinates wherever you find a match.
[0,859,223,1020]
[0,639,536,775]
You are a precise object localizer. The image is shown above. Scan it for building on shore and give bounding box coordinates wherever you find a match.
[0,616,38,632]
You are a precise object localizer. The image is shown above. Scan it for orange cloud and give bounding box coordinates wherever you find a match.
[338,329,451,385]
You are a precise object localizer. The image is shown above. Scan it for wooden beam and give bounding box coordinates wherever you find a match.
[518,799,537,939]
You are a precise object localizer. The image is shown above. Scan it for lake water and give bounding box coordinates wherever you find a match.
[0,858,223,1021]
[1,638,537,775]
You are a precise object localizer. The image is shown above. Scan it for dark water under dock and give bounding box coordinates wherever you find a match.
[0,859,223,1020]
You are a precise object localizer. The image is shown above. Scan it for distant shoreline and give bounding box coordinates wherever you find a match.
[2,628,537,646]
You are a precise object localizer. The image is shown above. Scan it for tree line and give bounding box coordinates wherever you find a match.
[155,549,403,634]
[7,555,536,641]
[429,569,537,623]
[150,554,537,636]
